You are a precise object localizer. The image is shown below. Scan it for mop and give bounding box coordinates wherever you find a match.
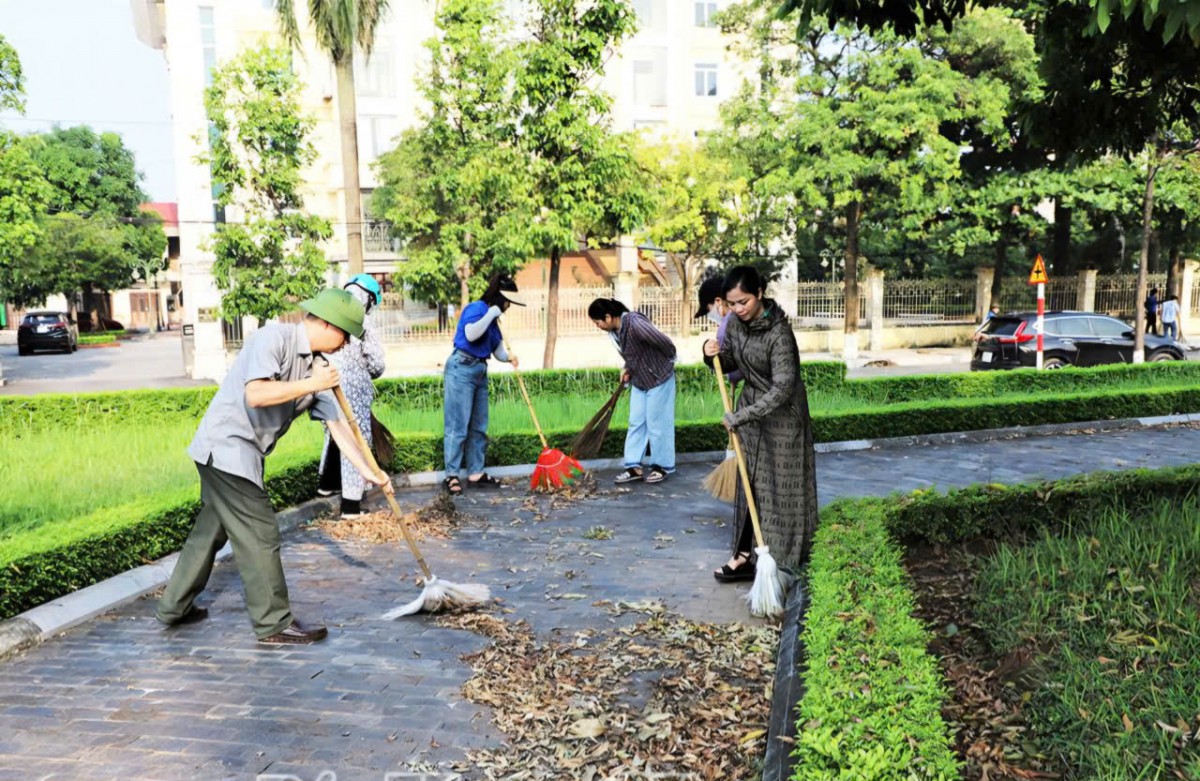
[504,340,585,491]
[713,355,785,619]
[330,385,491,618]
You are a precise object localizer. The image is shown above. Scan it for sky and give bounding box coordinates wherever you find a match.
[0,0,176,201]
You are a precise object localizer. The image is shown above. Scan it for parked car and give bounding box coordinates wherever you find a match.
[17,311,79,355]
[971,311,1185,370]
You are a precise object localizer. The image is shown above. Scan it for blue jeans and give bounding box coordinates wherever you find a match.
[625,374,676,472]
[443,351,489,477]
[1163,321,1178,339]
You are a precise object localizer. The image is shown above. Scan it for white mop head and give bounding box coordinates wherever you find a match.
[746,545,785,619]
[380,575,492,619]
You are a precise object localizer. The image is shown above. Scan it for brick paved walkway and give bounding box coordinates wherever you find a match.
[3,425,1199,781]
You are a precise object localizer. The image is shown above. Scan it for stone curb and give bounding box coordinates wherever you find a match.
[2,409,1196,662]
[0,497,337,662]
[762,577,810,781]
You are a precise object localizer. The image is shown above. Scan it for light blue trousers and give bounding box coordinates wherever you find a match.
[624,374,676,472]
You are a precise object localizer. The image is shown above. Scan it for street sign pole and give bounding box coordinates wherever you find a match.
[1036,282,1044,370]
[1028,254,1049,370]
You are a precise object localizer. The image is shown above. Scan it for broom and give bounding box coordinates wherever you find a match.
[702,363,738,502]
[504,340,585,491]
[370,412,396,469]
[714,355,785,619]
[568,382,625,459]
[331,383,491,617]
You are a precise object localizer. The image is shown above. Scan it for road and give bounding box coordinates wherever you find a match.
[0,333,212,396]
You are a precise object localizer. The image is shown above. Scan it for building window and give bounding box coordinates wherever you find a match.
[694,1,718,27]
[632,0,665,33]
[633,50,667,107]
[694,63,718,97]
[199,7,217,86]
[357,50,395,97]
[360,115,396,161]
[261,0,275,8]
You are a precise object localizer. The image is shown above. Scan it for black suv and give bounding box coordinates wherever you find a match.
[17,311,79,355]
[971,311,1185,370]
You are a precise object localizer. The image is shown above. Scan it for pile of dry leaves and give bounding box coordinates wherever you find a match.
[437,603,778,780]
[315,494,473,543]
[906,543,1061,781]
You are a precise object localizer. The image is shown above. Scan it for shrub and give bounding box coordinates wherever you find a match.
[0,457,320,620]
[792,500,959,780]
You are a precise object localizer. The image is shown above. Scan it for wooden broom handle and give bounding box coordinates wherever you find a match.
[503,339,549,449]
[713,355,767,550]
[331,383,433,580]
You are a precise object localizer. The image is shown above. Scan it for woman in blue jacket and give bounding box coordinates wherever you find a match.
[442,272,524,495]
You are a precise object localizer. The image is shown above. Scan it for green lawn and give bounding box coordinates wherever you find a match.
[3,369,1198,569]
[974,499,1200,779]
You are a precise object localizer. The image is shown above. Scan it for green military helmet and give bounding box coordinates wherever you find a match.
[299,288,366,339]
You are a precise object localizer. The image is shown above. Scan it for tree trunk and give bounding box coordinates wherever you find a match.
[989,234,1008,310]
[1167,246,1183,299]
[843,201,860,336]
[1112,215,1126,272]
[335,56,365,276]
[459,258,471,313]
[1134,152,1159,363]
[1053,197,1072,274]
[542,247,561,369]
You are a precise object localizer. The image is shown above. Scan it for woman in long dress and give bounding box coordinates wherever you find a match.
[703,265,819,580]
[318,274,386,519]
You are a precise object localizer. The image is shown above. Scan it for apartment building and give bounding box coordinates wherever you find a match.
[130,0,746,379]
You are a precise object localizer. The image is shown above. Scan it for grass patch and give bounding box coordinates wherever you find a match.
[973,499,1200,779]
[78,334,117,345]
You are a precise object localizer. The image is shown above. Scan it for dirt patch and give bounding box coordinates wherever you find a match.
[313,494,479,543]
[435,602,778,780]
[905,542,1062,781]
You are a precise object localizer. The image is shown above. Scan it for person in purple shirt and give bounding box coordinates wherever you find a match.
[696,275,743,386]
[442,272,524,495]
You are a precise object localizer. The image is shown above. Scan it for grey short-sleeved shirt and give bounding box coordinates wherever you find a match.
[188,322,342,487]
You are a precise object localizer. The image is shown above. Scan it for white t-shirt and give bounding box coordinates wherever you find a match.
[1162,299,1179,323]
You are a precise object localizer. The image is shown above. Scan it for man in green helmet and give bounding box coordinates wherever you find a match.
[157,288,394,645]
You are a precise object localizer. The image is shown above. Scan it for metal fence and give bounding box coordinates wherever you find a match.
[795,282,867,327]
[1094,273,1167,318]
[881,278,975,324]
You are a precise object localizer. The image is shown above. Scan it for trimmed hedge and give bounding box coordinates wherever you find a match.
[842,361,1200,405]
[0,457,320,620]
[792,500,959,780]
[885,462,1200,545]
[375,361,847,410]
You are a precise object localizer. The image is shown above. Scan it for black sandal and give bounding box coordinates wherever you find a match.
[443,476,463,495]
[468,472,502,487]
[713,552,756,583]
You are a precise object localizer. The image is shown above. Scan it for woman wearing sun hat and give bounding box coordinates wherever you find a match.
[442,272,524,495]
[317,273,387,519]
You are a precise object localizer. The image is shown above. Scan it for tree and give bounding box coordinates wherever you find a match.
[0,33,26,114]
[0,134,51,306]
[511,0,651,368]
[275,0,389,276]
[202,45,332,325]
[637,138,744,328]
[784,24,1008,354]
[372,0,534,310]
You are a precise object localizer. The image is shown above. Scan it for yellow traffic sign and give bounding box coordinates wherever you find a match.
[1028,255,1049,285]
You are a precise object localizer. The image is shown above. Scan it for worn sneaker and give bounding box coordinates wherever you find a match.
[644,465,667,484]
[613,467,643,484]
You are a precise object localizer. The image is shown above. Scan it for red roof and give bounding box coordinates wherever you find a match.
[140,202,179,227]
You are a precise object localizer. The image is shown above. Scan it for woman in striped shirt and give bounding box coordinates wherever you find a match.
[589,298,677,484]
